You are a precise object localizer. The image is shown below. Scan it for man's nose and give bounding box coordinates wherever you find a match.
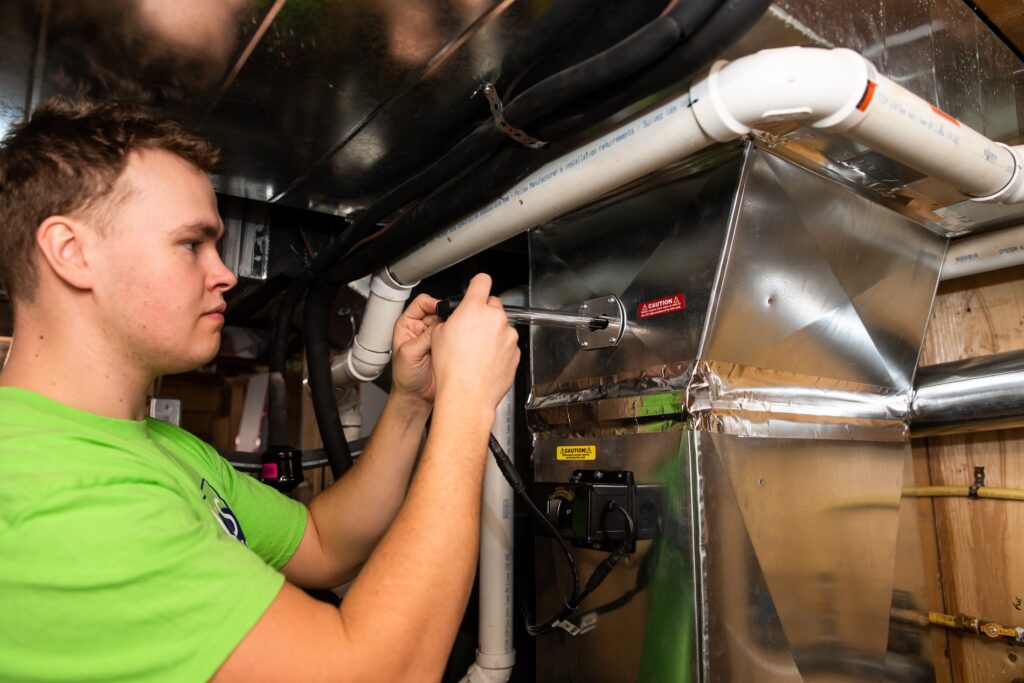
[209,253,238,292]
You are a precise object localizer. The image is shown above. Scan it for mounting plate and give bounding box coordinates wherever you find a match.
[576,295,626,350]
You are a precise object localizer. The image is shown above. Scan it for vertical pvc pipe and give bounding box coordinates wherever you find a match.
[471,386,516,680]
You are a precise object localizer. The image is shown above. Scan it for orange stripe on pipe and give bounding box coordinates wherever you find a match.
[856,80,877,111]
[930,105,961,127]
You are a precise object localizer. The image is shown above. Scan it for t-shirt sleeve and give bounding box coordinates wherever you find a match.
[0,482,285,683]
[204,444,308,570]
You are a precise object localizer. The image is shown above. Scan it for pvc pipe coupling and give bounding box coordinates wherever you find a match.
[342,267,417,383]
[460,651,515,683]
[971,143,1024,204]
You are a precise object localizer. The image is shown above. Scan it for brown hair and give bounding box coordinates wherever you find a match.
[0,96,220,302]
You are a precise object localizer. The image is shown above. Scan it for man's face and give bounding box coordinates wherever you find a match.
[88,149,237,376]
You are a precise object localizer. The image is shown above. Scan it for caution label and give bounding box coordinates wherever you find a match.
[638,293,685,319]
[557,445,597,461]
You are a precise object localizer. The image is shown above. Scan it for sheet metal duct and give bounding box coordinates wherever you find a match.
[527,141,944,682]
[522,3,1024,678]
[911,349,1024,436]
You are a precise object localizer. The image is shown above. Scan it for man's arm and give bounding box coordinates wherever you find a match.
[214,274,519,682]
[280,293,439,589]
[281,392,430,588]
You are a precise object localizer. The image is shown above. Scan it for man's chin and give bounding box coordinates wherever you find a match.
[156,344,220,376]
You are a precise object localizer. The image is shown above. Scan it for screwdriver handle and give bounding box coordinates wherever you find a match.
[435,296,463,322]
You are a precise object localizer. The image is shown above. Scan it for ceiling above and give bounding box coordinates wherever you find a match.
[0,0,670,216]
[0,0,1023,224]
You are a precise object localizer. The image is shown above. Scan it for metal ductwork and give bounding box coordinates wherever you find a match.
[518,2,1024,678]
[527,140,943,682]
[911,350,1024,437]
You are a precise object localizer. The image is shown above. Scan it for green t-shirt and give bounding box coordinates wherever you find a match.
[0,387,308,682]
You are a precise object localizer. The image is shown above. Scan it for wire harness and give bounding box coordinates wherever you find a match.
[487,434,636,636]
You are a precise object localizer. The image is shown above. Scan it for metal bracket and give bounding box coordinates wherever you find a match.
[968,465,985,499]
[576,295,626,350]
[474,82,548,149]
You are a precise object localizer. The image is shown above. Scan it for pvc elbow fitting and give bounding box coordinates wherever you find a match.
[340,267,419,384]
[689,46,874,142]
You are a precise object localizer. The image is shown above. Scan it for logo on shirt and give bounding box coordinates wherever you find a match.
[200,479,247,546]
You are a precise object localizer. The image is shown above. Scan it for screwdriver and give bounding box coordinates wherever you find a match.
[435,296,609,331]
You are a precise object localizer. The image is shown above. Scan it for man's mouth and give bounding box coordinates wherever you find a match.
[203,305,227,321]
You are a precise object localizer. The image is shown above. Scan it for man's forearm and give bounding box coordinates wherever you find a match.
[306,391,431,582]
[332,396,495,679]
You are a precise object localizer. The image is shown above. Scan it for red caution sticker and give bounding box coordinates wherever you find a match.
[638,293,685,319]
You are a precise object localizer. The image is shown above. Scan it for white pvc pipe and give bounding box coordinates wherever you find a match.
[385,47,1024,288]
[338,267,415,383]
[461,385,516,683]
[389,95,714,284]
[342,46,1024,382]
[941,223,1024,281]
[689,47,1022,201]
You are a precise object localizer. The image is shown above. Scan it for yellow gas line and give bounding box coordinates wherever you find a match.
[927,611,1024,645]
[903,486,1024,501]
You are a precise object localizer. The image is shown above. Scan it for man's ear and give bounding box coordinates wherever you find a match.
[35,215,96,291]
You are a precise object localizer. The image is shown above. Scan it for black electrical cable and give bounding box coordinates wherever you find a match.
[488,434,639,636]
[488,434,581,605]
[302,277,353,479]
[543,0,773,140]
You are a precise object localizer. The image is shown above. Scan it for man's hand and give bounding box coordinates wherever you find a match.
[430,274,519,414]
[390,293,440,404]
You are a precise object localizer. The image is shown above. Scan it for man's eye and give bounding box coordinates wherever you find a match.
[183,241,199,252]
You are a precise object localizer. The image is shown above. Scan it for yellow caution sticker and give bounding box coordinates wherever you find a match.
[557,445,596,461]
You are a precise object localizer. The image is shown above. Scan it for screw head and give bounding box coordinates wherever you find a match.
[594,471,603,479]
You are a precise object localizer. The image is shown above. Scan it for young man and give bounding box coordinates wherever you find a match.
[0,97,520,682]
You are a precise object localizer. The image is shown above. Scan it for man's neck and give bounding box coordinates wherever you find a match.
[0,313,152,421]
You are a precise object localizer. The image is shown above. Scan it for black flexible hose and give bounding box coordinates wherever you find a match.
[542,0,773,139]
[327,14,683,252]
[313,0,723,288]
[327,0,767,282]
[302,277,353,479]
